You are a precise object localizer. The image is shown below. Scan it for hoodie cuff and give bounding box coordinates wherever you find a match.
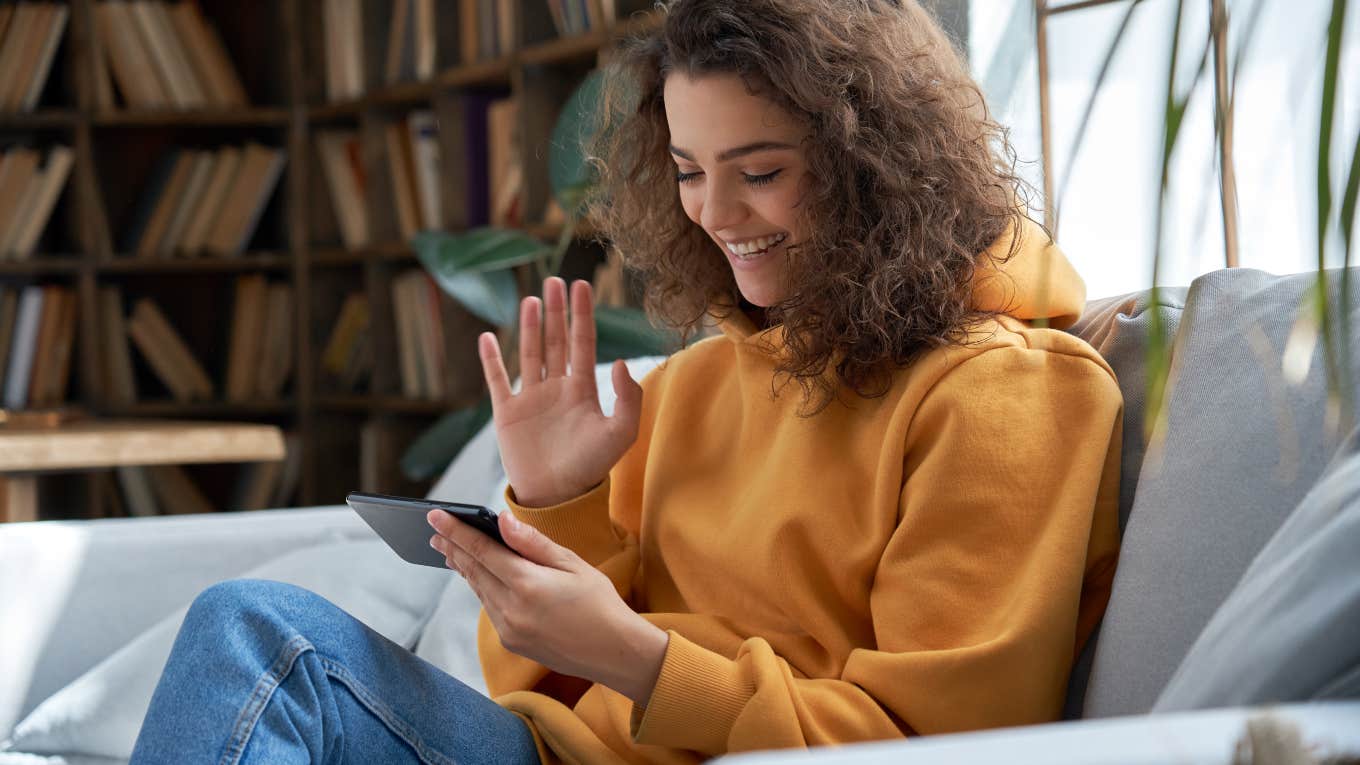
[631,631,754,755]
[504,479,620,565]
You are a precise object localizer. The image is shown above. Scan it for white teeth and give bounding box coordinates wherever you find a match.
[726,232,787,258]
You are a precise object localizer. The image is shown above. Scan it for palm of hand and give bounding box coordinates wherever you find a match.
[479,278,642,508]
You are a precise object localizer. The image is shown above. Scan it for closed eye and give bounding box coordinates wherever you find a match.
[674,169,784,186]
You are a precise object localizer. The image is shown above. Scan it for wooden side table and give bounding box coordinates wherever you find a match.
[0,419,286,522]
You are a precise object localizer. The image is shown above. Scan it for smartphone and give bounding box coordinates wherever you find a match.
[346,491,509,569]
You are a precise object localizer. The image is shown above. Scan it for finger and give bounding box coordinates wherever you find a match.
[609,359,643,436]
[429,510,520,584]
[542,278,568,378]
[518,296,543,389]
[499,511,581,571]
[568,280,598,390]
[478,333,513,404]
[433,535,508,605]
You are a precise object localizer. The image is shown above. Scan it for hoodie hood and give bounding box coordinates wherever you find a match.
[969,216,1086,330]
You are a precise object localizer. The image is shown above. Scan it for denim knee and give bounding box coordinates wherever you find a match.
[186,579,312,628]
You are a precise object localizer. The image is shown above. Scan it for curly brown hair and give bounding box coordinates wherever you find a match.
[584,0,1036,412]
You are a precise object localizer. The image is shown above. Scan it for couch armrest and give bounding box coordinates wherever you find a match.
[0,506,368,737]
[711,702,1360,765]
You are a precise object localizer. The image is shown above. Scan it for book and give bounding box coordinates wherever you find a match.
[0,148,41,253]
[25,286,63,407]
[271,432,304,507]
[100,287,138,403]
[392,272,423,398]
[121,148,181,254]
[462,92,494,226]
[256,282,294,399]
[7,145,74,260]
[36,286,76,407]
[15,3,68,112]
[321,292,370,383]
[203,143,285,257]
[130,0,204,108]
[155,149,216,257]
[232,459,283,511]
[116,465,159,516]
[3,286,45,409]
[384,0,413,84]
[225,274,268,401]
[487,98,521,226]
[134,149,198,258]
[0,4,43,110]
[316,131,369,249]
[459,0,478,64]
[179,146,242,255]
[0,288,18,390]
[385,120,421,240]
[146,464,216,514]
[128,298,214,400]
[96,1,165,108]
[323,0,364,101]
[166,1,248,106]
[407,110,442,230]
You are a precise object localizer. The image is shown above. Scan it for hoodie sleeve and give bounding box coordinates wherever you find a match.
[629,345,1124,755]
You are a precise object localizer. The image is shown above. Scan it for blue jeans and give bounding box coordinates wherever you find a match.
[129,579,541,765]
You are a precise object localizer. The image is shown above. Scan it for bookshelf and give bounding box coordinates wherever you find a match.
[0,0,659,519]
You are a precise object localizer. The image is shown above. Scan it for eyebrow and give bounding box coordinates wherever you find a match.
[669,141,798,163]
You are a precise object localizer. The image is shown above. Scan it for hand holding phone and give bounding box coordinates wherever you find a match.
[346,491,510,569]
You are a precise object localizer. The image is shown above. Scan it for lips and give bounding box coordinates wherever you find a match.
[725,232,788,260]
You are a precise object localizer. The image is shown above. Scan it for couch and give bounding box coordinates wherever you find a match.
[2,267,1358,764]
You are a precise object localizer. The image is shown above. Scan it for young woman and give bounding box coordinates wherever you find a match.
[130,1,1122,763]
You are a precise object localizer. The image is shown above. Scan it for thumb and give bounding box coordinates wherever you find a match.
[500,512,580,570]
[609,360,643,433]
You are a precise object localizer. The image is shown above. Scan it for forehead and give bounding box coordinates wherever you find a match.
[663,73,805,154]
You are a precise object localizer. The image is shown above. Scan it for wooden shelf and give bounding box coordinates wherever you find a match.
[318,394,473,415]
[99,254,294,274]
[0,110,80,129]
[92,108,291,127]
[101,400,296,417]
[520,31,609,66]
[0,258,83,275]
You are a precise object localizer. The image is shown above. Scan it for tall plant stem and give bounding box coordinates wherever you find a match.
[1211,0,1239,268]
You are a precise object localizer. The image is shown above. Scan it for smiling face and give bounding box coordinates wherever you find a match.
[663,72,811,308]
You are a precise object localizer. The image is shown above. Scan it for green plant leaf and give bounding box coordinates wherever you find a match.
[414,228,551,274]
[428,268,520,327]
[549,71,606,215]
[595,306,677,361]
[400,399,494,482]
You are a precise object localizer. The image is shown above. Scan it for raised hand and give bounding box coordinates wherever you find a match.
[478,278,643,508]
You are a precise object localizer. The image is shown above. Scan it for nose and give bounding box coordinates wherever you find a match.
[699,180,747,233]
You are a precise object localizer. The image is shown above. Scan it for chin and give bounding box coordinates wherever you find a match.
[735,283,782,308]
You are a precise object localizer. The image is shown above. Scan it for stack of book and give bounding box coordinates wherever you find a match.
[0,284,77,410]
[391,269,459,401]
[543,0,617,38]
[93,0,248,110]
[114,434,302,516]
[100,281,295,404]
[0,145,74,260]
[0,3,69,113]
[225,274,294,402]
[121,144,286,258]
[319,291,373,393]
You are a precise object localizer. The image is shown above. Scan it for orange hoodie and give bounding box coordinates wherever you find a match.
[481,220,1123,763]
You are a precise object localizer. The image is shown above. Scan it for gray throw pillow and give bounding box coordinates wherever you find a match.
[1153,424,1360,710]
[1081,267,1360,718]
